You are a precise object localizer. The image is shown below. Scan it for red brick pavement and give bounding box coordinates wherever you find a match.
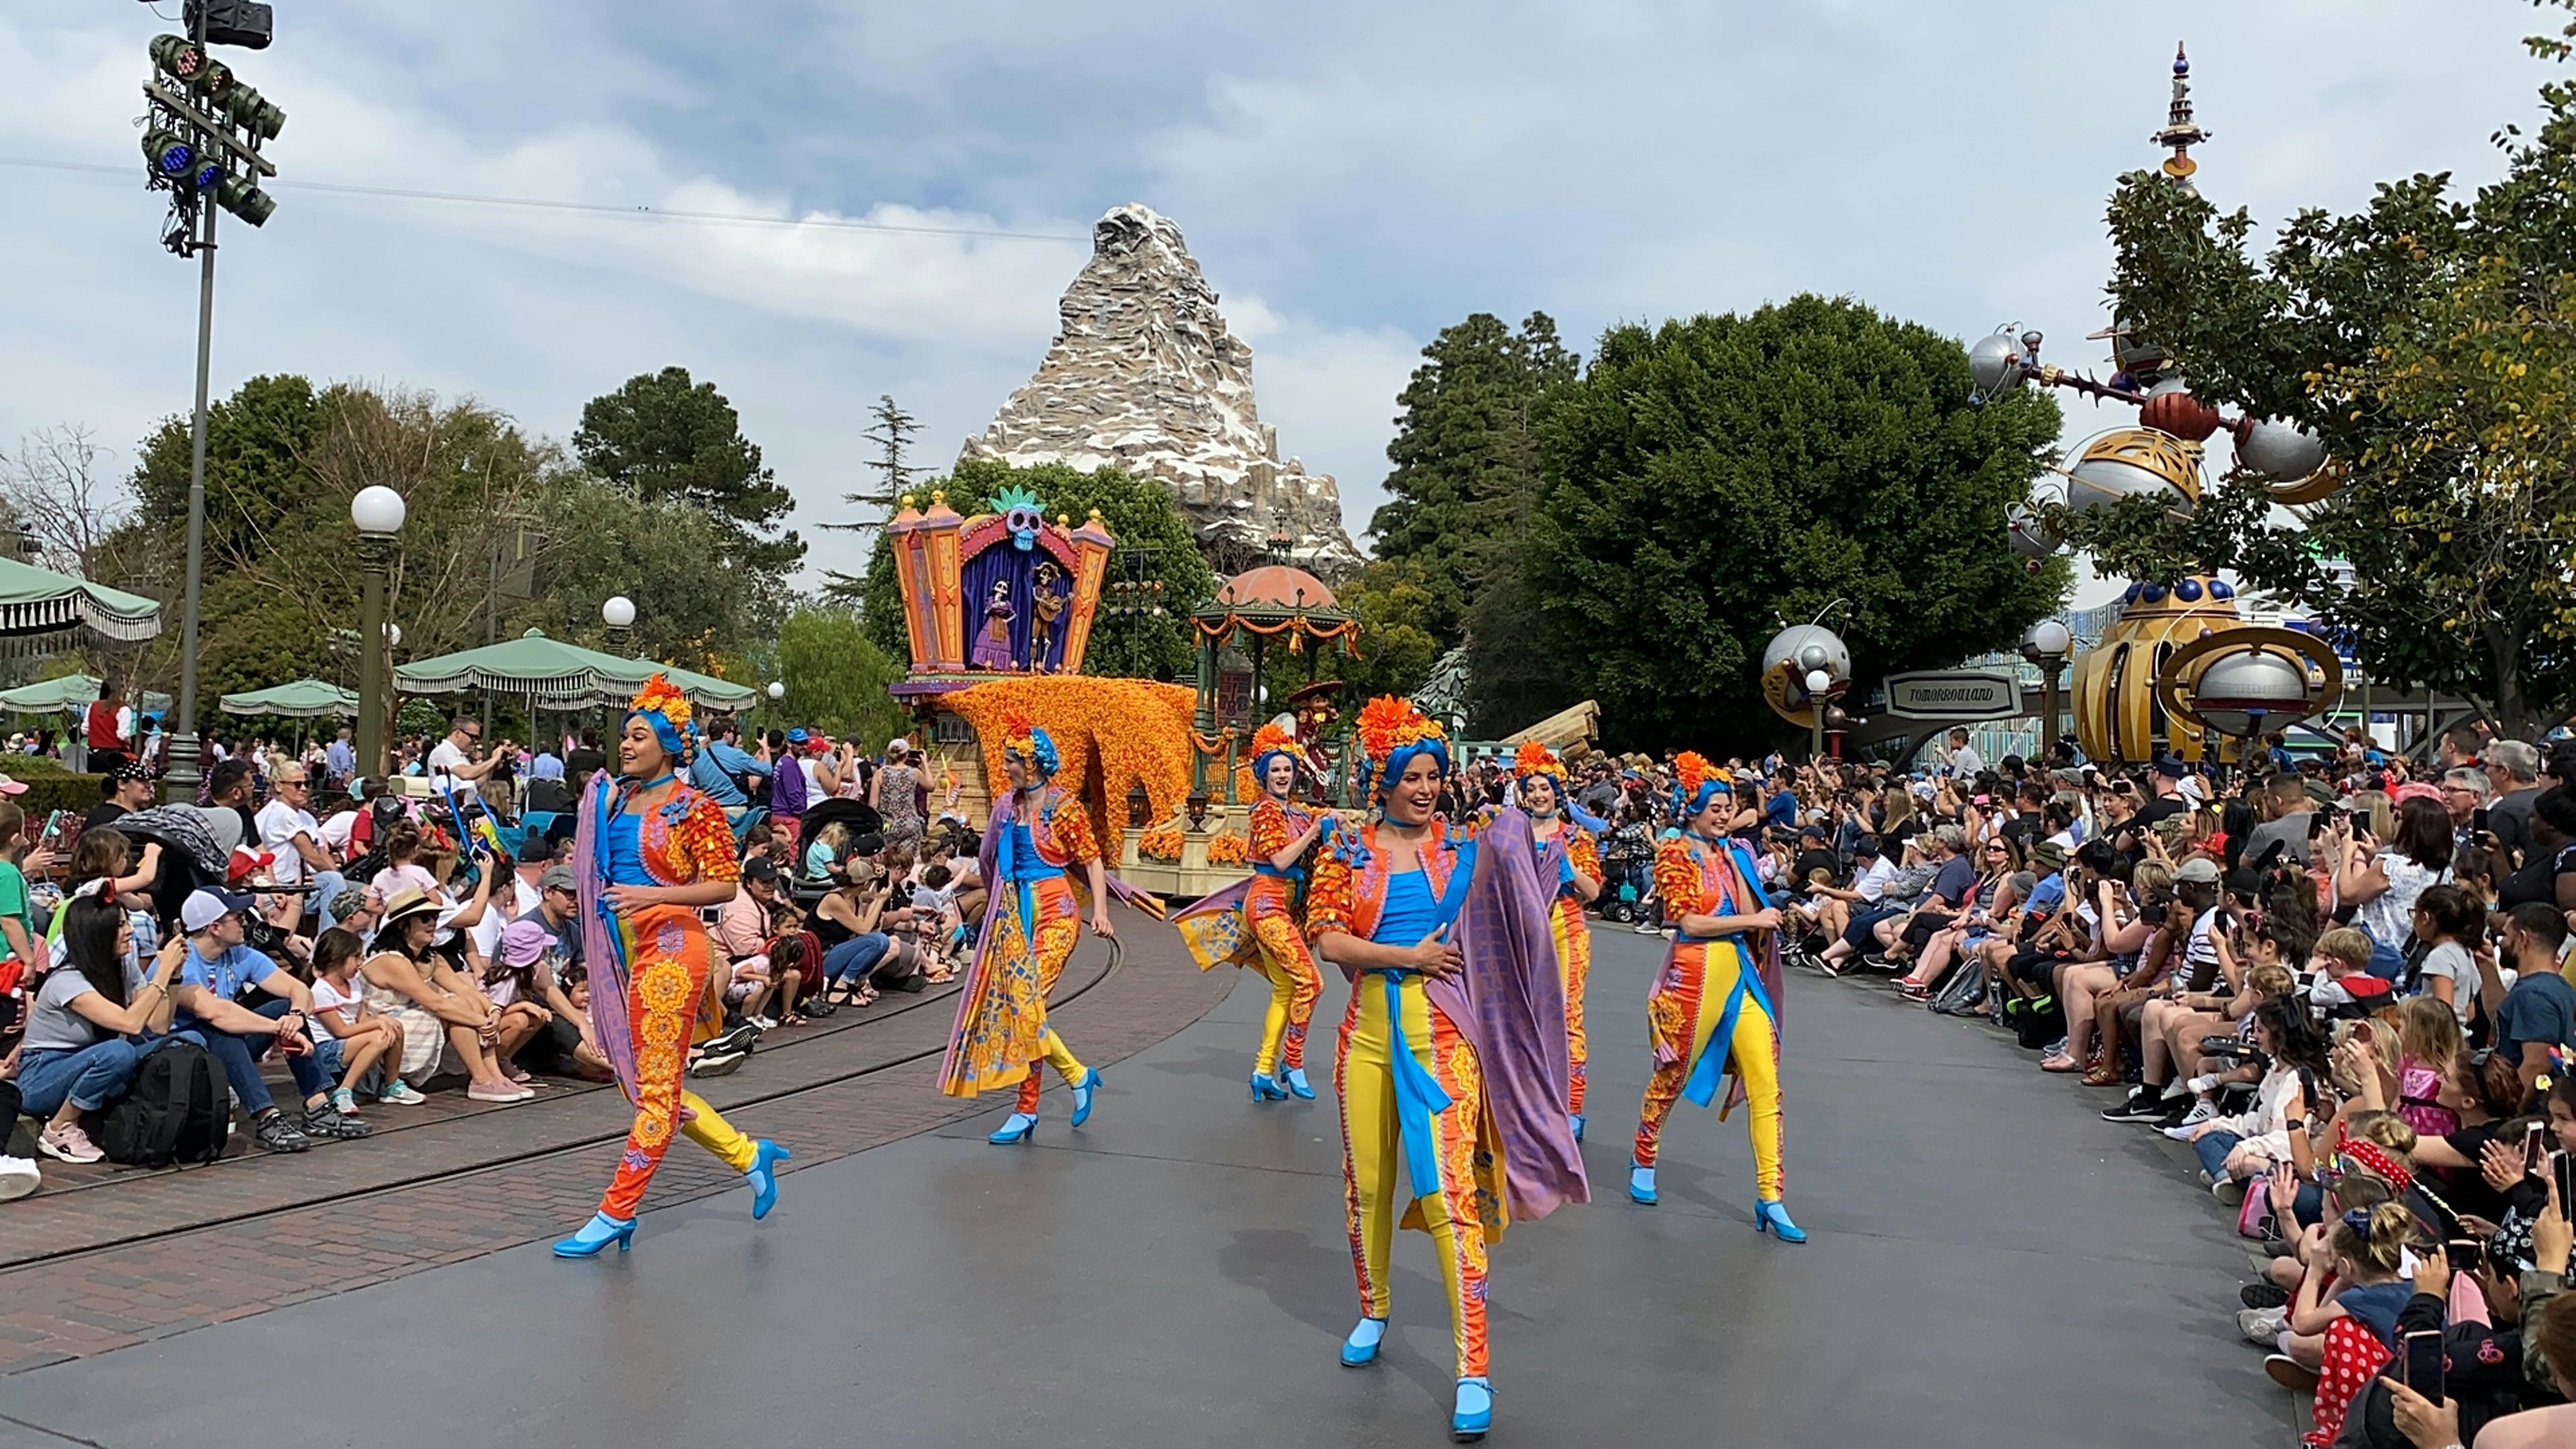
[0,925,1230,1373]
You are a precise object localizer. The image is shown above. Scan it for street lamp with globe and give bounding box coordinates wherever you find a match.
[2021,618,2074,757]
[602,596,637,655]
[350,485,408,781]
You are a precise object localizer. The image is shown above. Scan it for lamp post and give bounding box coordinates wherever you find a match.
[602,595,636,656]
[2022,618,2074,758]
[352,485,406,780]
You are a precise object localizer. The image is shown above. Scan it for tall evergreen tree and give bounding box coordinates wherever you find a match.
[574,367,804,579]
[824,394,924,600]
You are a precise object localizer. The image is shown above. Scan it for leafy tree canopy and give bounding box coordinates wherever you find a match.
[1530,294,2068,751]
[1311,557,1444,705]
[574,366,804,580]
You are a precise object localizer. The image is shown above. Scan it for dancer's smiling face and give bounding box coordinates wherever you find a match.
[619,718,670,780]
[1687,793,1729,836]
[1383,753,1443,826]
[1519,775,1558,816]
[1264,753,1297,798]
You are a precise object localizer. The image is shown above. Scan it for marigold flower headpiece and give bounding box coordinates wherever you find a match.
[625,672,695,761]
[999,709,1059,776]
[1354,695,1448,802]
[1248,716,1318,794]
[1511,739,1572,814]
[1669,749,1733,822]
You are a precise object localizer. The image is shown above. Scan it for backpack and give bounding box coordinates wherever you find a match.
[95,1038,229,1167]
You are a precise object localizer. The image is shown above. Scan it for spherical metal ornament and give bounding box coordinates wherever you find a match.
[2238,417,2326,482]
[1968,331,2026,395]
[2209,580,2235,601]
[2065,427,2202,517]
[2006,502,2059,560]
[2174,578,2203,602]
[2190,649,2314,737]
[1796,643,1830,672]
[2139,387,2222,443]
[1761,625,1851,726]
[2140,582,2168,603]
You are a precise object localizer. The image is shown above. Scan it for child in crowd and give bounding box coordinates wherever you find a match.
[307,926,417,1111]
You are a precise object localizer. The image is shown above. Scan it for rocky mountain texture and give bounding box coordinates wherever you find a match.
[961,204,1362,574]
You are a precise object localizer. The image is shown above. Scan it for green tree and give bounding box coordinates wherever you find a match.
[1315,557,1443,703]
[858,460,1216,681]
[2041,8,2576,733]
[1531,295,2069,751]
[130,373,327,570]
[530,476,783,667]
[773,605,908,745]
[1369,312,1578,645]
[573,367,804,580]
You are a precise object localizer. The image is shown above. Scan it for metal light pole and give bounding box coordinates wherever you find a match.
[162,191,219,804]
[2022,618,2074,758]
[352,486,407,777]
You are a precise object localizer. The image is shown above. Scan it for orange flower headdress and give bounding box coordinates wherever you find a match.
[1669,750,1733,822]
[998,710,1059,775]
[626,673,696,759]
[1512,739,1572,813]
[1354,695,1448,801]
[1247,716,1319,794]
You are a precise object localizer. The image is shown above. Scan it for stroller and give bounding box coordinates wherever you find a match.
[1597,822,1656,923]
[790,796,885,912]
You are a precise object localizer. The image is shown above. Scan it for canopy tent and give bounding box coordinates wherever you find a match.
[0,674,172,717]
[394,629,757,711]
[0,558,162,642]
[219,678,360,718]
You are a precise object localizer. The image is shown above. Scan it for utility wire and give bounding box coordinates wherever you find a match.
[0,156,1086,243]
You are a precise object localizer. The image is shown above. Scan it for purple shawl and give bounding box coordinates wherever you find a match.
[572,771,643,1102]
[1430,807,1590,1221]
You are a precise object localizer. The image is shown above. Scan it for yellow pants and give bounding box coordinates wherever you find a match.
[1633,939,1783,1199]
[1249,910,1324,1075]
[1012,879,1089,1114]
[1336,971,1489,1380]
[1550,896,1591,1114]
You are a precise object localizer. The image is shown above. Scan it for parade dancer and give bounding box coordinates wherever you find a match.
[1175,720,1334,1100]
[1306,696,1587,1443]
[1627,753,1803,1242]
[555,675,789,1258]
[940,712,1116,1142]
[1512,741,1602,1140]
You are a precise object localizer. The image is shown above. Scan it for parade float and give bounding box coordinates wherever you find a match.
[1978,46,2347,763]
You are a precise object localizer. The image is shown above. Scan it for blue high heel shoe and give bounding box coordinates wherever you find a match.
[745,1139,790,1220]
[1570,1112,1586,1142]
[1754,1197,1807,1243]
[1250,1070,1289,1102]
[1070,1067,1102,1127]
[552,1212,636,1258]
[1627,1161,1656,1205]
[987,1112,1039,1144]
[1339,1316,1387,1368]
[1452,1377,1493,1442]
[1278,1066,1316,1100]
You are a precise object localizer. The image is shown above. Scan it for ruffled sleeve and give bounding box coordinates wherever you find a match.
[676,791,740,885]
[1248,796,1294,863]
[1048,792,1101,866]
[1566,826,1601,881]
[1653,838,1701,924]
[1305,845,1357,943]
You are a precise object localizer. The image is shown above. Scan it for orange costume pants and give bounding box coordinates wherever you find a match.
[1012,876,1090,1114]
[1246,879,1323,1075]
[1632,937,1784,1199]
[599,905,757,1221]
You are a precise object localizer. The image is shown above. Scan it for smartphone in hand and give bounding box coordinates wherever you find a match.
[2526,1120,2551,1174]
[2402,1327,2445,1406]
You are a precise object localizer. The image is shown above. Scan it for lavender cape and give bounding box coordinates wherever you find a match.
[1429,807,1590,1221]
[572,772,644,1104]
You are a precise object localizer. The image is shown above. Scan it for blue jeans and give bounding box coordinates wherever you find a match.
[176,998,327,1116]
[1841,906,1902,950]
[16,1038,145,1116]
[2194,1128,2244,1181]
[822,932,892,986]
[305,869,348,933]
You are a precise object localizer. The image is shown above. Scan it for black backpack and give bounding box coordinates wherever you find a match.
[95,1038,229,1167]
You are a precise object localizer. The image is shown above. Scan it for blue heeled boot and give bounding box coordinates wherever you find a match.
[1278,1066,1316,1100]
[1452,1377,1493,1442]
[1754,1197,1807,1243]
[1339,1316,1387,1368]
[1627,1160,1656,1205]
[987,1112,1039,1144]
[552,1212,636,1258]
[1570,1112,1586,1142]
[1070,1067,1102,1126]
[745,1139,790,1220]
[1250,1070,1288,1102]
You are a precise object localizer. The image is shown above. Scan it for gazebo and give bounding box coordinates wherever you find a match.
[0,558,162,644]
[1190,565,1356,728]
[394,629,758,711]
[219,679,360,718]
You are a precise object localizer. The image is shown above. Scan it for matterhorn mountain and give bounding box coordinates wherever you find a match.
[961,203,1362,574]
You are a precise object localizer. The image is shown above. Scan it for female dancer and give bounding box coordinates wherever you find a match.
[555,676,790,1258]
[1628,753,1803,1243]
[1177,721,1335,1100]
[1513,741,1601,1138]
[1305,696,1585,1442]
[939,712,1115,1143]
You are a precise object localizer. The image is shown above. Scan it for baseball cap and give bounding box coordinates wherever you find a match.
[2174,857,2221,884]
[111,761,152,784]
[0,772,25,797]
[539,864,578,894]
[1852,835,1882,858]
[2153,754,2186,779]
[787,728,810,745]
[226,847,275,883]
[885,736,911,756]
[180,887,254,932]
[742,855,780,883]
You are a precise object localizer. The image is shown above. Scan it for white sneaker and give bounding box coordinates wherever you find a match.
[2160,1123,2199,1141]
[2179,1097,2220,1126]
[750,1016,778,1031]
[0,1154,38,1200]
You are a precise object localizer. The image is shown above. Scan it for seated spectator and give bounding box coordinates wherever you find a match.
[2176,996,2331,1201]
[15,896,185,1162]
[164,887,371,1152]
[256,762,345,934]
[476,918,559,1083]
[2487,903,2573,1102]
[809,860,924,1007]
[304,926,410,1113]
[357,888,527,1104]
[84,761,155,833]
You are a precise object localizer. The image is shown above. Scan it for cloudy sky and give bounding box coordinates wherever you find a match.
[0,1,2548,600]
